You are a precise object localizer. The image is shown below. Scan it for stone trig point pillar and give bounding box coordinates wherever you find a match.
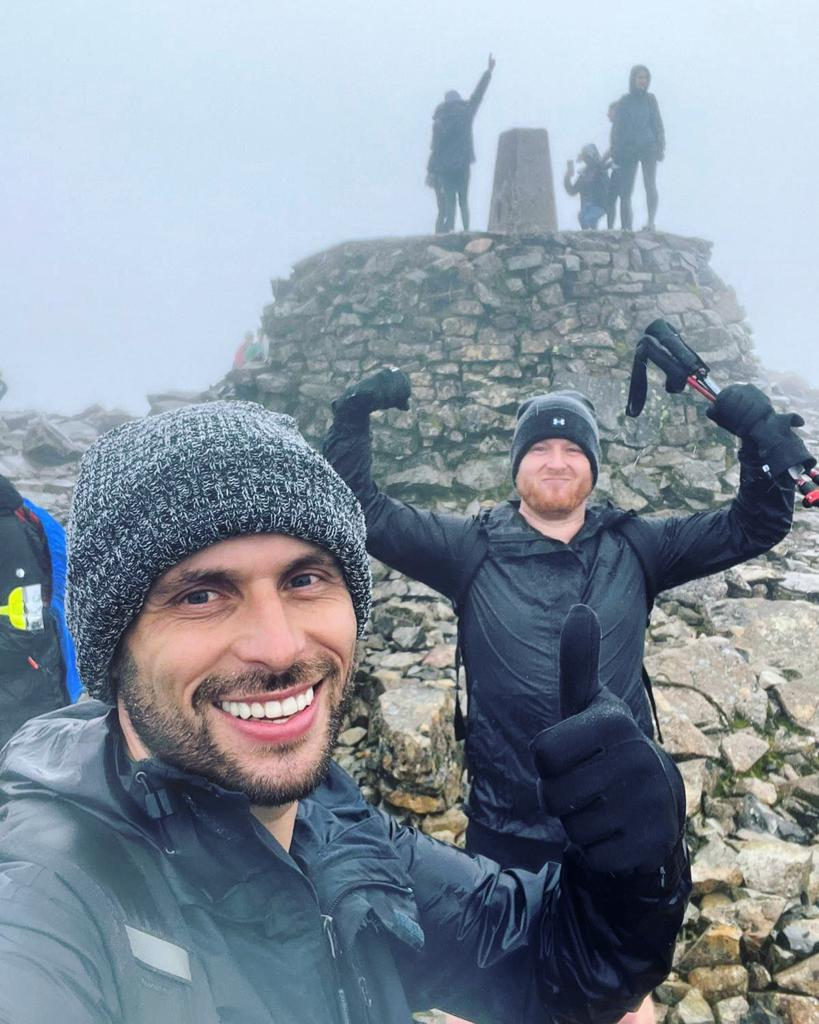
[488,128,557,233]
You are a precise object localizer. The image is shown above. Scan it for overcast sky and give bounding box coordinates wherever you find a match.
[2,0,818,415]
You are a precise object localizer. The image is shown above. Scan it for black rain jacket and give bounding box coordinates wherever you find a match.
[610,66,665,164]
[0,702,689,1024]
[323,417,794,843]
[427,70,492,176]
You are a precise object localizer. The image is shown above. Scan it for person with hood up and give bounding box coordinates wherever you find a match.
[0,475,81,745]
[564,143,610,229]
[427,54,495,233]
[0,400,690,1024]
[611,64,665,231]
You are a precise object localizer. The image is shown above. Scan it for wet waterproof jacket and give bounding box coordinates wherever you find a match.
[427,70,492,175]
[0,497,71,745]
[611,70,665,163]
[323,417,794,843]
[0,702,689,1024]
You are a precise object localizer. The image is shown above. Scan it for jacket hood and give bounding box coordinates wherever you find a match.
[629,64,651,91]
[580,143,602,164]
[0,701,159,842]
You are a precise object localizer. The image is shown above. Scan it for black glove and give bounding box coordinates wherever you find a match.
[331,368,411,422]
[706,383,813,476]
[532,605,686,875]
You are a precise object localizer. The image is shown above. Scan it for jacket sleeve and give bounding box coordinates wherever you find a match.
[468,69,492,115]
[649,460,794,593]
[651,94,665,156]
[393,824,690,1024]
[322,415,480,601]
[0,862,120,1024]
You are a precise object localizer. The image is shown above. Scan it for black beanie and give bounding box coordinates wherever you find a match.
[511,390,601,483]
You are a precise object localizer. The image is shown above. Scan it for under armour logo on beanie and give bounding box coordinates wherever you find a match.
[511,390,601,483]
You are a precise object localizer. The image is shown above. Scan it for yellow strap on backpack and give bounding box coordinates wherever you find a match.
[0,584,45,631]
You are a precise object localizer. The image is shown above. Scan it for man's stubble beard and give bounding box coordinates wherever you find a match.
[114,647,359,807]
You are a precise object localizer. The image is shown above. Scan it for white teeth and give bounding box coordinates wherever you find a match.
[220,685,315,722]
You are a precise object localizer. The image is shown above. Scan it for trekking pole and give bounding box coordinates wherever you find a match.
[626,319,819,508]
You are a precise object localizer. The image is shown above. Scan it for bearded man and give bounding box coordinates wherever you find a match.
[0,400,690,1024]
[323,370,797,873]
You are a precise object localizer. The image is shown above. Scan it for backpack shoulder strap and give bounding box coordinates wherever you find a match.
[0,799,218,1024]
[609,512,665,742]
[452,507,492,741]
[452,506,493,616]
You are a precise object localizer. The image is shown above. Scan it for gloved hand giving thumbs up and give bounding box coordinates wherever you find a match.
[532,605,686,875]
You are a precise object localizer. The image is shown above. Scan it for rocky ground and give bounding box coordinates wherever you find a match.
[1,227,817,1023]
[2,381,816,1024]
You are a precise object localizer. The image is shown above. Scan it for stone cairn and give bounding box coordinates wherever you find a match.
[2,229,817,1023]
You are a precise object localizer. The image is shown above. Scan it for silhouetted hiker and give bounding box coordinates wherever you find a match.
[427,54,495,233]
[563,144,610,229]
[611,65,665,230]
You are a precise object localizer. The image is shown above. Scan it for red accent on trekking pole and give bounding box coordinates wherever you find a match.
[27,657,39,670]
[686,376,717,402]
[799,483,819,507]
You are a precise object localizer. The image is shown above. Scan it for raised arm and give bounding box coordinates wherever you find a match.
[467,53,495,115]
[323,369,480,600]
[564,159,580,195]
[651,384,801,592]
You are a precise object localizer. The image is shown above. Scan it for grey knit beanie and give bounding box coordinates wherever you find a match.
[66,401,371,704]
[511,390,601,483]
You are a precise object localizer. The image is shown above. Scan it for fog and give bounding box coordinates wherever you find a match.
[2,0,817,414]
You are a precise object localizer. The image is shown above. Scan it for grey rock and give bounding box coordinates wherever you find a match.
[780,919,819,957]
[22,417,85,465]
[721,731,771,774]
[736,837,814,898]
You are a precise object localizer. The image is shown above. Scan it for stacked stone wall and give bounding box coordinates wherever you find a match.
[231,229,757,517]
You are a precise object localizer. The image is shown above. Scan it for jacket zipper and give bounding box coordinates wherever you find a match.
[323,879,415,1024]
[322,914,353,1024]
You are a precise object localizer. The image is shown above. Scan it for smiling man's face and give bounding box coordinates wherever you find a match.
[115,532,358,806]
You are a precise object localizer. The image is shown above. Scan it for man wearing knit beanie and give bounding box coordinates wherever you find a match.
[324,366,793,893]
[0,399,691,1024]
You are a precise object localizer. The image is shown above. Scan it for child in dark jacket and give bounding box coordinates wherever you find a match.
[563,144,610,229]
